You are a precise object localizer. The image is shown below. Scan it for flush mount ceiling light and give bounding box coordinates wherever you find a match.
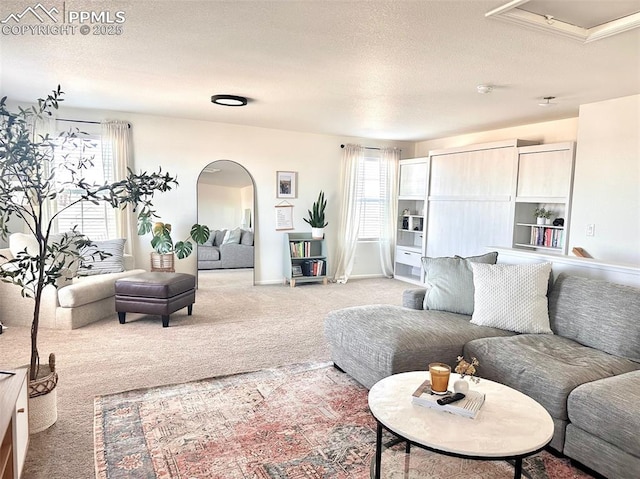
[538,96,557,107]
[211,94,248,107]
[477,84,494,94]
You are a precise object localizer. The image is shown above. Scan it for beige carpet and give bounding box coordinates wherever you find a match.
[0,270,409,479]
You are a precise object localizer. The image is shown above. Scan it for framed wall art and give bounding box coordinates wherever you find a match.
[276,171,297,199]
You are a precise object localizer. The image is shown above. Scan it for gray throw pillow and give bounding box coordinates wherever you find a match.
[203,229,216,247]
[422,252,498,315]
[77,238,126,276]
[240,230,254,246]
[214,229,227,246]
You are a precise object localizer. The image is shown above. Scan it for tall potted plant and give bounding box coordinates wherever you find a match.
[137,214,210,271]
[0,86,178,430]
[304,190,328,239]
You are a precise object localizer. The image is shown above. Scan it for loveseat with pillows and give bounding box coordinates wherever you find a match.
[0,233,145,330]
[197,227,254,270]
[324,253,640,479]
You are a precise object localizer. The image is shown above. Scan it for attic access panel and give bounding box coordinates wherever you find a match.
[486,0,640,43]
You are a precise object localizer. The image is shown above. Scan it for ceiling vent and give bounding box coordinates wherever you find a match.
[486,0,640,43]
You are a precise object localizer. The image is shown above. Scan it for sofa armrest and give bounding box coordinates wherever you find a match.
[403,288,427,310]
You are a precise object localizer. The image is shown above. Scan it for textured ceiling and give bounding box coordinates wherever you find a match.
[1,0,638,141]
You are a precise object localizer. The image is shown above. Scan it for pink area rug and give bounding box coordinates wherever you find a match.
[94,362,595,479]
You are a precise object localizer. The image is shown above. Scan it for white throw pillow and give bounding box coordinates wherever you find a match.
[222,228,242,245]
[470,262,553,334]
[77,238,126,276]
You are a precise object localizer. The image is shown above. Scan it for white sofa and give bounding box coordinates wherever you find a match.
[0,233,145,330]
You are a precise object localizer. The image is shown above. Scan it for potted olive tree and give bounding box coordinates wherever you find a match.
[0,86,178,430]
[304,190,328,239]
[137,215,210,271]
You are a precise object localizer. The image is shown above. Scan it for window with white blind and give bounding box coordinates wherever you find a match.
[357,152,389,241]
[51,136,117,240]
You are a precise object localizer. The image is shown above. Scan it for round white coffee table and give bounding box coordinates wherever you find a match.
[368,371,554,479]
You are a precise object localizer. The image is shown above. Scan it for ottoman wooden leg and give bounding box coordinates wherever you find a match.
[118,312,126,324]
[188,304,193,316]
[162,315,170,328]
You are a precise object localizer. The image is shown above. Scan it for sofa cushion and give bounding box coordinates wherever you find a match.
[325,304,515,389]
[464,334,640,421]
[77,238,126,276]
[549,273,640,363]
[470,262,553,334]
[421,252,498,315]
[198,246,220,261]
[241,230,254,246]
[9,232,39,256]
[567,370,640,460]
[59,269,145,308]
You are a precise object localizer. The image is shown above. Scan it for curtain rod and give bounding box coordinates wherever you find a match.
[340,144,379,150]
[340,144,401,151]
[57,118,131,128]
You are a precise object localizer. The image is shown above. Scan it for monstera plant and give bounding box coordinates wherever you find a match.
[137,214,210,259]
[0,86,178,429]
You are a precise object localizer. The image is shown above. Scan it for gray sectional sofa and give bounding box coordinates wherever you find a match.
[197,228,254,270]
[325,264,640,479]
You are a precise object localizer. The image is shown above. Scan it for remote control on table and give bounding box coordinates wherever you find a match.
[437,392,465,405]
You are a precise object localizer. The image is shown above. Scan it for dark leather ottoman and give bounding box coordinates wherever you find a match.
[115,272,196,327]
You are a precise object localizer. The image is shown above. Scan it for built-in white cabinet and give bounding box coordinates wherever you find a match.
[513,142,576,254]
[425,140,536,259]
[394,158,428,284]
[392,141,576,285]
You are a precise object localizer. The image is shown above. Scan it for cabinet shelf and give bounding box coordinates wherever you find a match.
[516,223,564,230]
[394,158,429,284]
[515,243,563,252]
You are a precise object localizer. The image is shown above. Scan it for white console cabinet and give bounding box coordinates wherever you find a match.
[0,368,28,479]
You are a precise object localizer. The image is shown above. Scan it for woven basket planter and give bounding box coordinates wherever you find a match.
[150,252,175,272]
[28,353,59,433]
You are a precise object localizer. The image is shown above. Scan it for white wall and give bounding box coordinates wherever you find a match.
[569,95,640,264]
[197,184,245,230]
[36,104,412,284]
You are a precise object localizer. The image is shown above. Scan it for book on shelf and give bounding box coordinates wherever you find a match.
[290,241,314,258]
[411,379,485,419]
[530,226,563,248]
[301,259,325,277]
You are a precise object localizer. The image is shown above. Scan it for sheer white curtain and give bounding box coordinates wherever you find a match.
[333,144,365,284]
[101,121,135,255]
[32,115,57,232]
[378,147,400,277]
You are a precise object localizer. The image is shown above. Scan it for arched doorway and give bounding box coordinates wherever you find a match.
[196,160,255,286]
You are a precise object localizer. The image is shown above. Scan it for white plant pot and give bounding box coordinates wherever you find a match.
[536,217,546,225]
[453,378,470,394]
[545,218,552,225]
[311,227,324,239]
[29,386,57,433]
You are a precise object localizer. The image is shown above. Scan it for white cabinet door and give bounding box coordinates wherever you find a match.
[399,160,428,198]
